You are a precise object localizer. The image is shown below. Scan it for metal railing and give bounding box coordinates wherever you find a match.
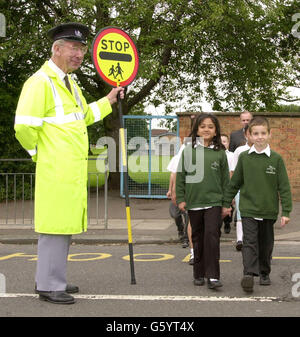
[0,158,108,228]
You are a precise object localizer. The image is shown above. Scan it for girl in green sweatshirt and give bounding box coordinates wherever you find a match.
[176,113,230,289]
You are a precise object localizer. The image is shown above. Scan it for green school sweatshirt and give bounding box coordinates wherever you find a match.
[176,145,230,209]
[223,149,292,219]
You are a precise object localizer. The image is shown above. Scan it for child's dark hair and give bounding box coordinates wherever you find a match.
[189,113,225,150]
[248,116,270,134]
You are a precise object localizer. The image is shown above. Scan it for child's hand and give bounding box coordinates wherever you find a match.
[178,202,186,212]
[280,216,290,227]
[222,207,231,219]
[166,190,171,199]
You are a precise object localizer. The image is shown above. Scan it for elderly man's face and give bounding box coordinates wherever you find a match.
[56,40,87,73]
[240,112,252,128]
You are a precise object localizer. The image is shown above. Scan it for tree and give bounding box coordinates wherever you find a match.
[267,104,300,112]
[0,0,299,160]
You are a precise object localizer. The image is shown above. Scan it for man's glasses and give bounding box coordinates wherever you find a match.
[64,44,88,55]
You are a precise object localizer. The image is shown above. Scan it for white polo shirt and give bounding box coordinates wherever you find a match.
[232,143,250,171]
[248,144,271,157]
[225,149,234,172]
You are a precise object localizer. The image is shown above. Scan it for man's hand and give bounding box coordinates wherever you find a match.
[280,216,290,228]
[106,87,125,105]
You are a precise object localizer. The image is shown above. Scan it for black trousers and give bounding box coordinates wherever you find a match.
[188,207,221,280]
[242,217,276,276]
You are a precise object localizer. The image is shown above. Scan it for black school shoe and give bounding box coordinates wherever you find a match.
[260,274,271,286]
[241,275,254,292]
[236,241,243,251]
[39,291,75,304]
[207,279,223,289]
[194,278,205,286]
[182,239,189,248]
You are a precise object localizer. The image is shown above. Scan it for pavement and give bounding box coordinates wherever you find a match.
[0,189,299,245]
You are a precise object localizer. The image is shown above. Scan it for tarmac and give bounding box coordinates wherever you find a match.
[0,189,299,245]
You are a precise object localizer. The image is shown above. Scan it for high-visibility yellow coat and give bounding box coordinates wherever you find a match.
[14,61,112,235]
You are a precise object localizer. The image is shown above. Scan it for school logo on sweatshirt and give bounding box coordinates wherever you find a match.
[211,161,219,170]
[266,165,276,175]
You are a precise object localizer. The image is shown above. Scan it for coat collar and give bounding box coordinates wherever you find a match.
[41,61,75,99]
[48,59,67,82]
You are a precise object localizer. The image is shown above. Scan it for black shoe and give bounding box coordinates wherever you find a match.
[260,274,271,286]
[224,224,231,234]
[207,279,223,289]
[39,291,75,304]
[35,283,79,294]
[65,284,79,294]
[194,278,205,286]
[182,239,189,248]
[236,241,243,251]
[189,257,194,265]
[241,275,254,293]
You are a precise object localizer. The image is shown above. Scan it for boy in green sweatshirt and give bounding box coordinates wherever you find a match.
[223,116,292,293]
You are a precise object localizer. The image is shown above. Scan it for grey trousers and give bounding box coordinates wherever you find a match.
[35,234,71,292]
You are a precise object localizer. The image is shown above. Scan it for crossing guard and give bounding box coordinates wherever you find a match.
[14,22,124,304]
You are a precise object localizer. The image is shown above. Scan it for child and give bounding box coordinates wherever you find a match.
[223,116,292,293]
[231,125,253,251]
[220,134,234,234]
[167,142,194,262]
[176,113,230,289]
[167,153,187,243]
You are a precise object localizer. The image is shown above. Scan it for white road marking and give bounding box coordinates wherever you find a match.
[0,293,279,302]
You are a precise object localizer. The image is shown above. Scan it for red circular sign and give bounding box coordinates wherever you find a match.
[91,27,139,87]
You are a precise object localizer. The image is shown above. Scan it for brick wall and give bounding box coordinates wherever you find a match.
[177,112,300,201]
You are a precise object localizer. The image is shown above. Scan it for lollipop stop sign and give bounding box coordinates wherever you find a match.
[92,27,139,87]
[92,27,139,285]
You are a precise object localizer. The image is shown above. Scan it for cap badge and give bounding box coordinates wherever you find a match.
[75,30,82,37]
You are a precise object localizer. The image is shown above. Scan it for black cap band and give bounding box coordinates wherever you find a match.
[48,22,89,45]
